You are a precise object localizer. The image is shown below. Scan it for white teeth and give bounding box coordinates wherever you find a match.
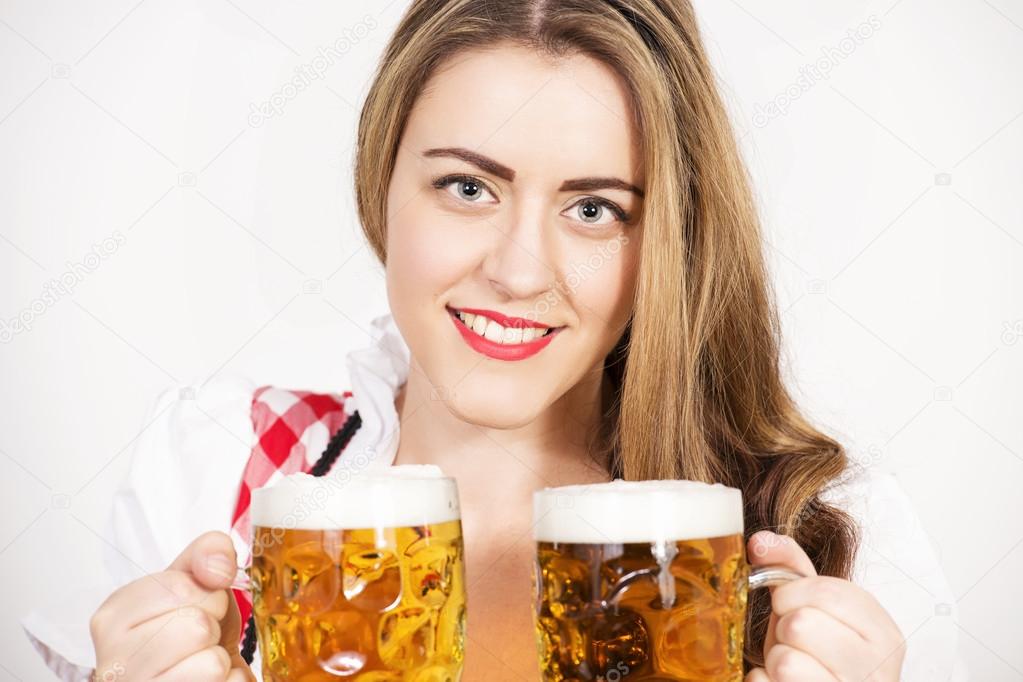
[455,309,553,344]
[484,320,504,342]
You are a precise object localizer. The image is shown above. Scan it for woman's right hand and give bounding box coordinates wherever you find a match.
[89,531,256,681]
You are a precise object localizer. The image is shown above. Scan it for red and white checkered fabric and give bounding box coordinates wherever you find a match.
[229,385,354,641]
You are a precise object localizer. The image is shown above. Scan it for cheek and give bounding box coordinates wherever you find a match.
[385,196,489,312]
[566,233,638,331]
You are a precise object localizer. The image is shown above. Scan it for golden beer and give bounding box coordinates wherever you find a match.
[532,481,766,682]
[535,534,747,681]
[250,467,466,681]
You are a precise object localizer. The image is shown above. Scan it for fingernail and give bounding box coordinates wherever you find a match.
[206,553,234,579]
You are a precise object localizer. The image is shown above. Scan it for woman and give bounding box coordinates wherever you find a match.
[22,0,962,680]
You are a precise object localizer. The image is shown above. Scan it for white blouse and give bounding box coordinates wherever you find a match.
[20,313,969,680]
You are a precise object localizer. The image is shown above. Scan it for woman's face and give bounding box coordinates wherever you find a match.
[385,44,644,428]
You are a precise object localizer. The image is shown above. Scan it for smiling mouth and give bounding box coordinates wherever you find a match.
[446,306,563,346]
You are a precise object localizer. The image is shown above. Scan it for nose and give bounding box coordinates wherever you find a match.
[480,203,558,301]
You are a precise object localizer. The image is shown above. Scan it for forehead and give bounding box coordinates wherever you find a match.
[403,45,643,186]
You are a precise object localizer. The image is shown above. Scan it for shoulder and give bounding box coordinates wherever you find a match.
[820,464,967,680]
[120,374,260,499]
[123,376,357,502]
[129,377,355,469]
[111,375,261,571]
[820,465,945,588]
[140,374,260,459]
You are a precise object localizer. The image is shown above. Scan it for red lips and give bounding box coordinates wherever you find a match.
[447,307,561,361]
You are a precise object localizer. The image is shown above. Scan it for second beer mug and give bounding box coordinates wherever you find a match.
[532,480,802,681]
[248,465,466,681]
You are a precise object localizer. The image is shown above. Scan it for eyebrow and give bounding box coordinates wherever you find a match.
[421,147,645,199]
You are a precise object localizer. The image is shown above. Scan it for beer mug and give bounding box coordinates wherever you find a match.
[244,465,467,680]
[532,480,802,681]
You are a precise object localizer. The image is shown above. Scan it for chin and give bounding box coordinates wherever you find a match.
[442,387,543,430]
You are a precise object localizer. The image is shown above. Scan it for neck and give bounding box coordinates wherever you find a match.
[392,357,612,506]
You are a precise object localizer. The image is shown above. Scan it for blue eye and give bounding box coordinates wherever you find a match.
[574,198,627,225]
[430,173,631,225]
[433,175,497,203]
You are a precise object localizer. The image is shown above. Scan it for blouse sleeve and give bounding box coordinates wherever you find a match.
[821,465,970,681]
[20,375,257,681]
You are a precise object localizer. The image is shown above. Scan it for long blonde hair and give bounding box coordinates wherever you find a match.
[353,0,858,670]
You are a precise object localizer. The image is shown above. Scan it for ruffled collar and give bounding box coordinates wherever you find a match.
[341,312,409,471]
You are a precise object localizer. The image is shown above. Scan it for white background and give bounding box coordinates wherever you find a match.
[1,0,1021,679]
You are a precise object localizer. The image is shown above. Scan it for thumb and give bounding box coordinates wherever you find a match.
[745,667,771,682]
[168,531,255,679]
[747,530,815,663]
[747,530,817,578]
[167,530,239,591]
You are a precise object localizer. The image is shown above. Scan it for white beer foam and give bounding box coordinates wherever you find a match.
[533,479,743,543]
[251,465,461,530]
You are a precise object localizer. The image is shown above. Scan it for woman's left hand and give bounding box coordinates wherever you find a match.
[743,530,906,682]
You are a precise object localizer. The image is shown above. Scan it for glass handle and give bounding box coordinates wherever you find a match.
[593,564,804,613]
[748,565,804,590]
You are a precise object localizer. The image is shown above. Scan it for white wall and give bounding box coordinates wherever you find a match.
[1,0,1019,678]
